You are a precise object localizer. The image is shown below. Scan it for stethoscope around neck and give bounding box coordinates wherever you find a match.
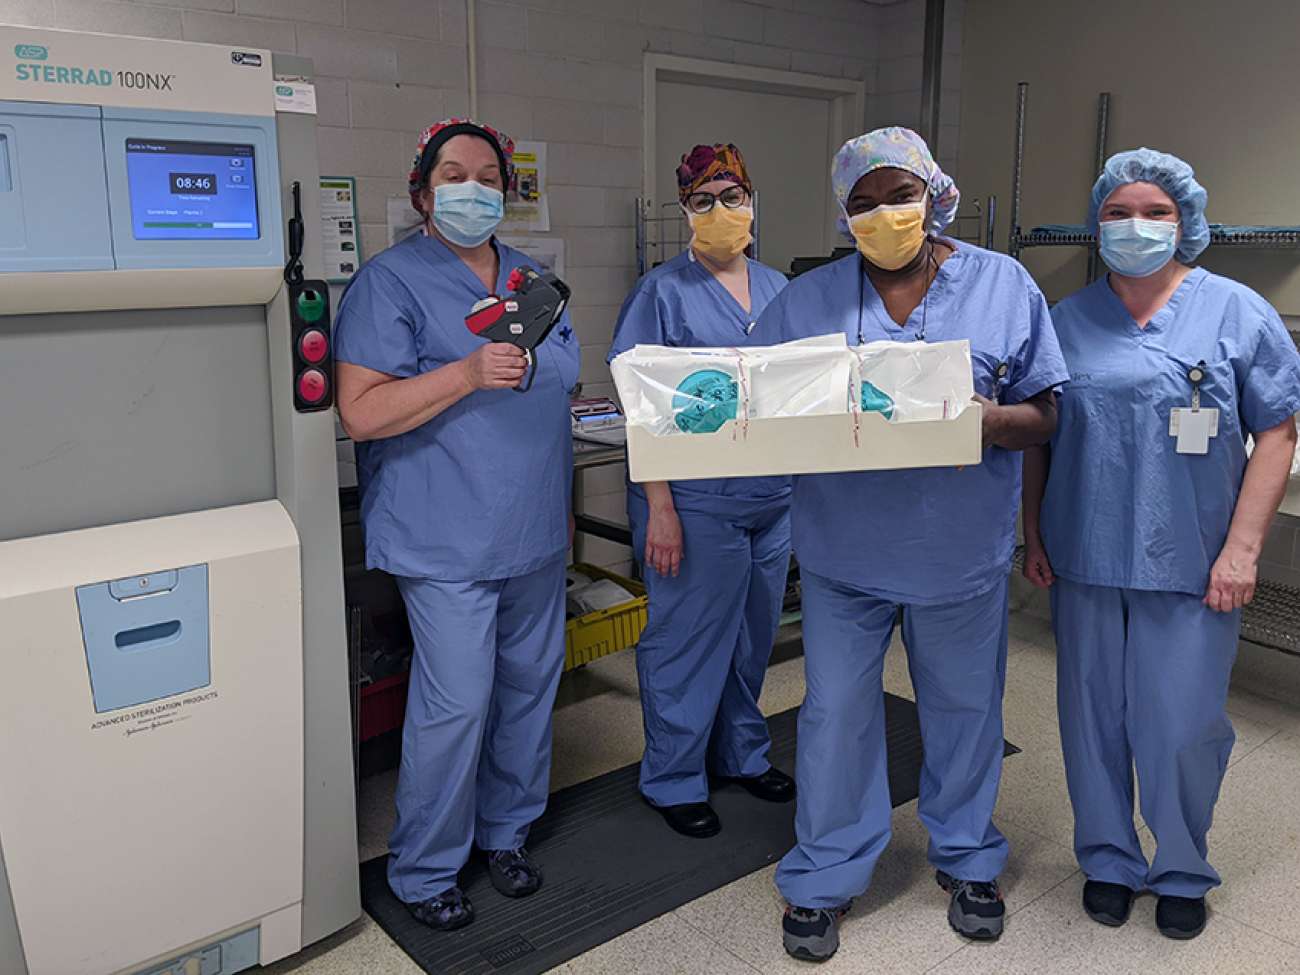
[855,235,941,345]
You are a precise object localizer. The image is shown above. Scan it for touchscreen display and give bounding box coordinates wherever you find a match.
[125,138,260,241]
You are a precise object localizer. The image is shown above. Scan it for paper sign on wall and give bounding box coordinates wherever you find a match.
[501,141,550,233]
[499,236,566,279]
[387,197,423,249]
[274,75,317,114]
[319,177,360,282]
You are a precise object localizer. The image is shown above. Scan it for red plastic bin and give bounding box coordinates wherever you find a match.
[359,672,409,742]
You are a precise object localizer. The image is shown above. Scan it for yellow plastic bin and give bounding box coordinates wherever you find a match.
[565,563,647,670]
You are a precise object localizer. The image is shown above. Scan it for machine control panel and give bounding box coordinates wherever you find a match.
[124,137,260,241]
[290,280,334,413]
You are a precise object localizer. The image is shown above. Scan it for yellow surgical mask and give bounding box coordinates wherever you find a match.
[687,205,753,262]
[847,199,927,270]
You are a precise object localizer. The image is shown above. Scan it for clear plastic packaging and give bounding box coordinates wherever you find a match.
[612,335,975,436]
[611,336,852,437]
[745,335,853,420]
[853,339,974,422]
[567,578,637,616]
[611,347,745,436]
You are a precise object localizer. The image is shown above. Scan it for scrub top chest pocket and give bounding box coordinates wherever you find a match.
[971,349,1013,402]
[1148,353,1238,457]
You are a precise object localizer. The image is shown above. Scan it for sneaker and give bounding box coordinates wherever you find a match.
[407,886,474,931]
[1156,895,1207,940]
[486,847,543,898]
[1083,880,1136,927]
[936,871,1005,941]
[782,902,850,963]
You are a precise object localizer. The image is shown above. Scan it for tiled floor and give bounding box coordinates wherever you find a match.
[263,600,1300,975]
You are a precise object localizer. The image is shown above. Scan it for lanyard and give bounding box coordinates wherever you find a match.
[856,239,938,345]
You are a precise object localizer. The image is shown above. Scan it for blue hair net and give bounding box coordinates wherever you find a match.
[832,126,959,237]
[1088,148,1209,262]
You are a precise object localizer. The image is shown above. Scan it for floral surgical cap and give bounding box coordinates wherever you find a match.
[408,117,515,214]
[1088,148,1210,263]
[831,126,960,236]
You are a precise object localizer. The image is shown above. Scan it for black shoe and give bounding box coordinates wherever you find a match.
[936,871,1005,941]
[486,847,543,898]
[407,887,474,930]
[725,766,796,803]
[1083,880,1136,927]
[1156,895,1207,940]
[649,800,721,838]
[782,902,851,962]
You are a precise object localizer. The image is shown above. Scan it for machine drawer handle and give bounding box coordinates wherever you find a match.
[114,620,182,651]
[0,133,11,193]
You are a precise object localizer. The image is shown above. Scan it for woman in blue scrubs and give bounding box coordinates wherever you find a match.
[758,128,1068,962]
[1022,149,1300,941]
[607,144,794,839]
[334,119,579,932]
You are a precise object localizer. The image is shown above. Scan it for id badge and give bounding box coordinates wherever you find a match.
[1169,408,1219,455]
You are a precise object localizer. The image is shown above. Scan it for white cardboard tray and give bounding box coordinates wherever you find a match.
[626,403,983,482]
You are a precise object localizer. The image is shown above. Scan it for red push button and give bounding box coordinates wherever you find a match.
[298,368,328,404]
[299,329,329,364]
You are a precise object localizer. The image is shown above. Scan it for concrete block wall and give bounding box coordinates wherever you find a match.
[868,0,962,177]
[1,0,957,571]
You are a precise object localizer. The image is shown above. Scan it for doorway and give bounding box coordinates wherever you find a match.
[644,54,866,276]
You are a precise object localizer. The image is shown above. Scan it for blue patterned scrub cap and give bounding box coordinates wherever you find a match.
[832,126,960,237]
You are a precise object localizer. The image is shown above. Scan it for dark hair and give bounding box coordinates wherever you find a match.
[417,123,508,192]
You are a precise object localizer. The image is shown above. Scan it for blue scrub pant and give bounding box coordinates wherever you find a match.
[386,559,566,904]
[776,571,1011,909]
[628,493,791,807]
[1052,578,1239,898]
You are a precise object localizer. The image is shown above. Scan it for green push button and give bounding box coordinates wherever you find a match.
[296,288,326,324]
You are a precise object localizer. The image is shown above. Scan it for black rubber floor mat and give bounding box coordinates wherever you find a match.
[360,694,1019,975]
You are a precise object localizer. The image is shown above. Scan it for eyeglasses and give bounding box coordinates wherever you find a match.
[684,186,750,214]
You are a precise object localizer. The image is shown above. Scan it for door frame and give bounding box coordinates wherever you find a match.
[642,53,867,256]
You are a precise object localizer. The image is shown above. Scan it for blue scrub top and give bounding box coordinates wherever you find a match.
[607,250,792,514]
[752,242,1069,604]
[1043,267,1300,596]
[334,233,580,582]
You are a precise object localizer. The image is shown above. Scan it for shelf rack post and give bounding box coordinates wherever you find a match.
[1010,81,1027,259]
[634,196,647,277]
[1086,92,1111,283]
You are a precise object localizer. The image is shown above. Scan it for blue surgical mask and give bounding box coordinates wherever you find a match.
[431,180,504,248]
[1098,217,1179,277]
